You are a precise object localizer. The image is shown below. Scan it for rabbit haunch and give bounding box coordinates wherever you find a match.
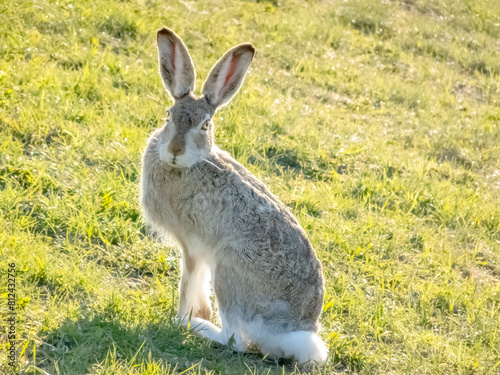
[140,27,327,364]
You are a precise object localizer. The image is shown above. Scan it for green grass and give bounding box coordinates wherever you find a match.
[1,0,500,373]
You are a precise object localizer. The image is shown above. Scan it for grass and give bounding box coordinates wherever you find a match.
[1,0,500,373]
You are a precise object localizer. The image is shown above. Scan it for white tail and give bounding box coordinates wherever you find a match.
[260,331,328,364]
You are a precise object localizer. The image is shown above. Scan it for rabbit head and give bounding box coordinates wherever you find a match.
[155,28,255,168]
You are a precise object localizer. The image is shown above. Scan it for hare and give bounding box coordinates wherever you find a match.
[141,27,327,364]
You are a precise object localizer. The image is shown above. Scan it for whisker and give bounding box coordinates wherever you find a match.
[148,135,159,142]
[203,158,223,171]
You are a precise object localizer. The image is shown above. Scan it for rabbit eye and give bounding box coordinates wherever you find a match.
[201,120,210,131]
[163,109,171,122]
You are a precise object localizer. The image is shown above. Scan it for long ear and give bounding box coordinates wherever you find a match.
[157,27,195,100]
[202,43,255,110]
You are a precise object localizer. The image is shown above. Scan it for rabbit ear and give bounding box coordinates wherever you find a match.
[157,27,195,100]
[202,43,255,110]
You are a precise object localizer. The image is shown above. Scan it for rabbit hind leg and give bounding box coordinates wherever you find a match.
[178,314,246,351]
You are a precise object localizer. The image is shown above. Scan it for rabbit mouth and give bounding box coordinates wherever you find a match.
[167,157,181,168]
[165,154,194,169]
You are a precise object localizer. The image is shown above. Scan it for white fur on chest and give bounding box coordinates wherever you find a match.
[183,234,214,263]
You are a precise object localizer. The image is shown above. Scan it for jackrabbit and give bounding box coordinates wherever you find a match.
[141,27,327,364]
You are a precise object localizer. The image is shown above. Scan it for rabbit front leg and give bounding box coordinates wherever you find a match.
[178,248,212,320]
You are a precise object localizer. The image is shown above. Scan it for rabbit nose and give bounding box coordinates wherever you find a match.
[168,137,185,156]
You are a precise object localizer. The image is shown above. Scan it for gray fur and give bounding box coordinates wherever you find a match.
[141,28,326,362]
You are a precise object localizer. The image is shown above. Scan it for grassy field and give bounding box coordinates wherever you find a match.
[1,0,500,373]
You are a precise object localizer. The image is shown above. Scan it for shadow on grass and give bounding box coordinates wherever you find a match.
[36,313,308,375]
